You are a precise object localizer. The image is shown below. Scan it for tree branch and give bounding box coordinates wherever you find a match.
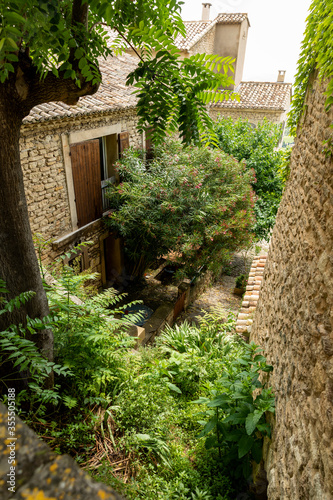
[14,53,100,115]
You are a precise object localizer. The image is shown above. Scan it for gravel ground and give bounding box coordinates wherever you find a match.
[117,243,269,325]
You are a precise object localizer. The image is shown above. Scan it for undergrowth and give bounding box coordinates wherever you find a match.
[1,261,274,499]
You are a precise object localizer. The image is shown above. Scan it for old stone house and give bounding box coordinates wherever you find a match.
[21,53,143,288]
[173,4,292,127]
[209,77,292,127]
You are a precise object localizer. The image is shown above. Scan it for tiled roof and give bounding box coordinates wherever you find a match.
[23,53,139,124]
[174,21,212,50]
[175,13,249,51]
[214,13,249,24]
[213,81,292,111]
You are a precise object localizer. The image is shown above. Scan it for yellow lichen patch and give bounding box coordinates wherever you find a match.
[21,487,57,500]
[49,463,58,472]
[0,479,5,486]
[4,438,15,445]
[46,478,51,484]
[97,490,110,499]
[64,468,71,474]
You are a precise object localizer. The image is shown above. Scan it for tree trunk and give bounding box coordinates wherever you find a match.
[0,89,54,365]
[0,40,100,387]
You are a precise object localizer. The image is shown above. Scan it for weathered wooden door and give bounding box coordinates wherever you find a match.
[70,139,103,228]
[118,131,130,158]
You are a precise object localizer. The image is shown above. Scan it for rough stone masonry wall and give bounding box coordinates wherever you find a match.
[209,108,285,125]
[189,27,216,56]
[250,73,333,499]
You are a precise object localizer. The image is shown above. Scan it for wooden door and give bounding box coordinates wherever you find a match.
[70,139,103,227]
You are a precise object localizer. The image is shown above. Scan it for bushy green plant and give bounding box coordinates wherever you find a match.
[47,262,142,404]
[214,117,285,240]
[91,313,271,499]
[104,139,255,278]
[235,274,247,289]
[193,342,274,480]
[0,279,71,417]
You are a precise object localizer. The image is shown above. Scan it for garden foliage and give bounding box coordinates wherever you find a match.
[288,0,333,135]
[1,265,274,498]
[214,117,285,240]
[104,140,255,278]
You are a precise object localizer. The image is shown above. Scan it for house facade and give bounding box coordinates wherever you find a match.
[174,11,250,88]
[210,78,292,126]
[21,8,291,289]
[173,5,292,126]
[21,54,142,288]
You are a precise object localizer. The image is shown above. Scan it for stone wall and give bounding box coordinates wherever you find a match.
[0,403,125,500]
[189,27,216,56]
[209,107,285,125]
[250,73,333,499]
[20,108,142,286]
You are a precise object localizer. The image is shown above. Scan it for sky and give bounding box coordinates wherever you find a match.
[180,0,312,83]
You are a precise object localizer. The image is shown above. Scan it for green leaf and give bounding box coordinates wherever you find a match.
[245,410,264,435]
[74,48,84,59]
[4,11,26,25]
[205,435,218,449]
[166,382,181,393]
[6,38,19,50]
[198,415,218,438]
[238,434,254,459]
[207,394,231,407]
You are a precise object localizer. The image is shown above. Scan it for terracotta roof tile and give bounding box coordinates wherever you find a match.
[213,81,292,111]
[23,53,139,124]
[175,13,249,51]
[214,13,249,24]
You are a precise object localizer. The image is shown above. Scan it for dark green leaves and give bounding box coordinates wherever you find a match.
[192,340,275,477]
[288,0,333,134]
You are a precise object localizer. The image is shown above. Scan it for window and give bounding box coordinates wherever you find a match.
[70,131,129,228]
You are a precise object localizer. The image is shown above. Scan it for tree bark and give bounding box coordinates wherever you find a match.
[0,85,54,369]
[0,50,100,380]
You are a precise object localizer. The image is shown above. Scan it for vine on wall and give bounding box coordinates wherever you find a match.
[288,0,333,135]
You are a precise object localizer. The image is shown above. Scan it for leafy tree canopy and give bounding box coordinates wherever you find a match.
[214,117,285,240]
[0,0,238,143]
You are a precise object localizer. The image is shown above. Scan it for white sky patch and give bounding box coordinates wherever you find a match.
[180,0,312,83]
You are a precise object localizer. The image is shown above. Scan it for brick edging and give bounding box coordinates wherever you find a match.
[235,254,267,337]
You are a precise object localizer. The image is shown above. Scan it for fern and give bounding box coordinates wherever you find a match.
[0,280,72,418]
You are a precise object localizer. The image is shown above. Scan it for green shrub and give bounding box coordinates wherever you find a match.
[193,342,275,481]
[214,117,285,240]
[104,139,255,278]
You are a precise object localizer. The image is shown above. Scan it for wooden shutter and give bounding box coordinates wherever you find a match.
[118,132,130,158]
[70,139,103,228]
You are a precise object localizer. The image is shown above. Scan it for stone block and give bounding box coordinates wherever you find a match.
[0,403,125,500]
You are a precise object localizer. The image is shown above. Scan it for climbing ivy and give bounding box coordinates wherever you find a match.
[288,0,333,134]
